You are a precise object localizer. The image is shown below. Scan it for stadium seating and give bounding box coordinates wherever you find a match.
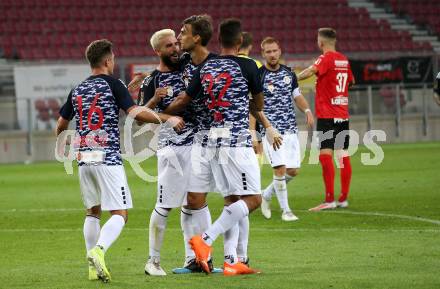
[0,0,433,60]
[375,0,440,37]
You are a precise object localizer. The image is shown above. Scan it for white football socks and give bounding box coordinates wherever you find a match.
[264,174,295,211]
[224,223,239,265]
[96,214,125,252]
[237,216,249,262]
[84,215,100,251]
[149,207,169,258]
[181,205,211,264]
[262,182,274,201]
[273,176,291,213]
[180,207,194,264]
[203,200,249,246]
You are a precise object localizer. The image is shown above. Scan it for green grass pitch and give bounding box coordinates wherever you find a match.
[1,143,439,289]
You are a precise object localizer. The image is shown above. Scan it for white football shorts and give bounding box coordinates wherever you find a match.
[79,165,133,211]
[263,132,301,169]
[156,145,192,208]
[188,144,261,197]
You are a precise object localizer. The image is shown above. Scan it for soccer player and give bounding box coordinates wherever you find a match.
[238,32,263,68]
[56,39,184,282]
[237,31,263,265]
[165,18,282,275]
[434,72,440,106]
[258,37,314,221]
[127,15,219,274]
[297,28,355,211]
[175,15,220,274]
[138,29,194,276]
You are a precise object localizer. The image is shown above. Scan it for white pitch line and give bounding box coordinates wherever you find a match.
[2,208,440,226]
[1,227,439,233]
[296,209,440,226]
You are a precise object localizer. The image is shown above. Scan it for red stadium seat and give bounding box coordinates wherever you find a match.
[1,0,432,60]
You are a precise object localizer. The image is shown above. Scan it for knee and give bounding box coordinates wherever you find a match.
[244,195,261,212]
[287,168,299,177]
[253,195,262,209]
[86,205,101,218]
[273,165,286,177]
[224,195,240,206]
[110,210,128,223]
[187,192,206,209]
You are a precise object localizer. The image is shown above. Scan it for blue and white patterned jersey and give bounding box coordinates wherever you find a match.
[59,74,135,166]
[260,64,301,135]
[186,55,263,147]
[138,69,194,148]
[180,52,217,133]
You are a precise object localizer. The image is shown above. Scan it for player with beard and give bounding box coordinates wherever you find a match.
[164,18,283,275]
[138,29,194,276]
[127,15,220,274]
[258,37,314,221]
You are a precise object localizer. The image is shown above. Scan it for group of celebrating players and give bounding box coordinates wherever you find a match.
[56,13,355,282]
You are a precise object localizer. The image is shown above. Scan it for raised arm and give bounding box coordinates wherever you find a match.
[297,65,318,81]
[126,105,185,131]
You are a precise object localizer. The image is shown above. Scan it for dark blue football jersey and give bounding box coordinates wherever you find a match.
[59,74,135,166]
[260,64,300,135]
[138,69,194,148]
[180,52,217,134]
[186,55,263,147]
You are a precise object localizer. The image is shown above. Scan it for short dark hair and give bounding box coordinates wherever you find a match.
[219,18,242,48]
[85,39,113,68]
[318,28,337,40]
[261,36,281,50]
[182,14,213,46]
[240,31,253,50]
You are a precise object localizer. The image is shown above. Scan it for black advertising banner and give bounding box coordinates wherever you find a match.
[400,57,433,83]
[351,57,433,85]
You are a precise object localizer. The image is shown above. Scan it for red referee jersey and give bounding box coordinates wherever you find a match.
[313,51,354,119]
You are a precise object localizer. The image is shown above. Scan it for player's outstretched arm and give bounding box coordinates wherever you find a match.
[126,105,185,132]
[294,95,314,128]
[163,92,192,115]
[128,72,150,92]
[250,92,282,150]
[55,117,70,136]
[297,65,318,81]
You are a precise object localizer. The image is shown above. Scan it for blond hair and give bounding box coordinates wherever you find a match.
[150,29,175,51]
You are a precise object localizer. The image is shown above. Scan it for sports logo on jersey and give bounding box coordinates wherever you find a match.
[166,86,174,96]
[331,96,348,105]
[267,82,275,93]
[283,76,291,84]
[335,60,349,68]
[315,57,322,65]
